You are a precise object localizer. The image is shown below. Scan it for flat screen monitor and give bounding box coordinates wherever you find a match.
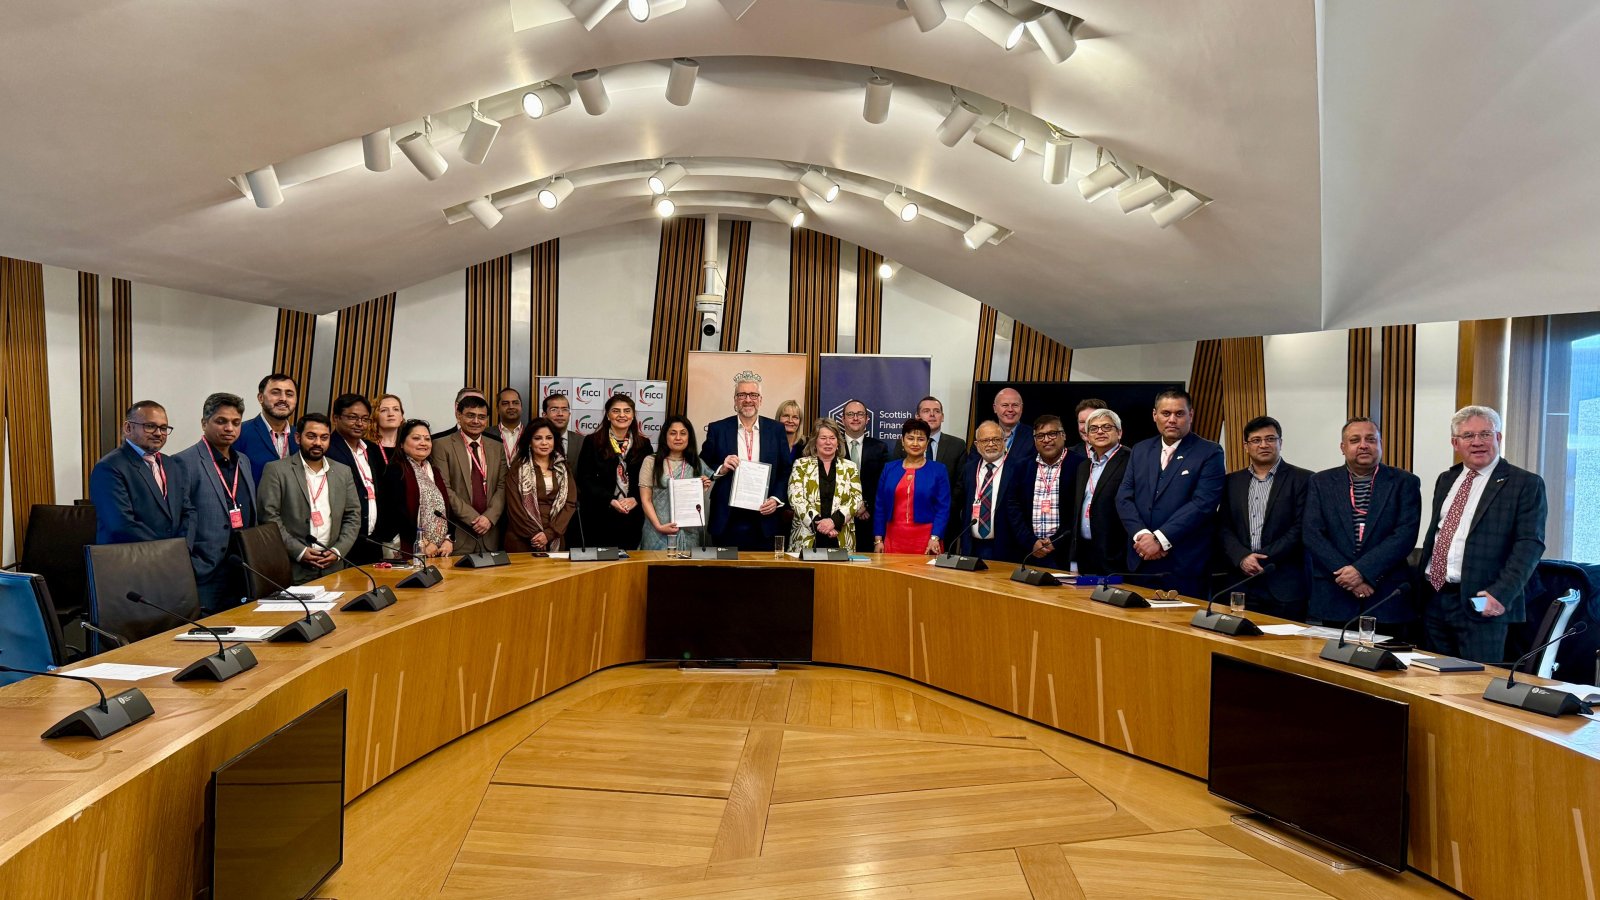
[646,565,814,661]
[1208,654,1409,871]
[209,691,347,899]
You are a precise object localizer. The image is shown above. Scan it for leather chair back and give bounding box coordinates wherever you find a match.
[0,571,66,684]
[232,523,294,600]
[18,503,97,625]
[85,539,199,652]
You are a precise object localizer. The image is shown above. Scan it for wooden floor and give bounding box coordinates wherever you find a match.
[320,665,1452,899]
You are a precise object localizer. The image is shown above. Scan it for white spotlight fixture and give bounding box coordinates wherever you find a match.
[906,0,946,32]
[465,197,503,229]
[1042,131,1072,184]
[963,219,1000,249]
[1077,150,1131,201]
[965,1,1025,50]
[654,195,677,218]
[1117,170,1169,213]
[665,57,699,107]
[1150,188,1208,228]
[397,122,448,181]
[626,0,649,21]
[538,176,575,210]
[798,170,839,203]
[573,69,610,115]
[648,162,686,194]
[863,74,893,125]
[877,259,901,280]
[522,84,571,119]
[974,114,1025,162]
[1026,11,1078,64]
[361,129,391,172]
[766,198,806,228]
[566,0,623,30]
[458,109,501,166]
[935,99,982,147]
[883,190,919,223]
[245,165,283,209]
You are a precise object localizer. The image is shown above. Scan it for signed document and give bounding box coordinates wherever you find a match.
[669,477,704,526]
[729,461,772,511]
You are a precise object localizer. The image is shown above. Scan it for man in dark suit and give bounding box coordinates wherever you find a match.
[91,400,194,545]
[957,421,1020,560]
[172,393,257,612]
[1216,415,1311,621]
[703,373,791,550]
[893,395,967,543]
[433,387,502,444]
[430,394,507,553]
[1005,415,1078,570]
[1303,417,1422,632]
[1069,407,1131,575]
[233,373,298,488]
[1066,398,1109,471]
[840,398,891,524]
[992,387,1033,456]
[257,414,363,584]
[1417,406,1547,663]
[326,392,388,564]
[1114,389,1225,598]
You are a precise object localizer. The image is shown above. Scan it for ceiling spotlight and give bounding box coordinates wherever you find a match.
[798,170,839,202]
[963,219,1000,249]
[573,69,610,115]
[361,129,391,172]
[766,198,806,228]
[565,0,624,30]
[935,99,982,147]
[1078,152,1131,201]
[883,191,919,223]
[648,162,686,194]
[863,74,892,125]
[397,126,448,181]
[1117,172,1169,213]
[245,165,283,209]
[538,176,575,209]
[1026,12,1078,64]
[665,57,699,107]
[458,110,501,166]
[1042,132,1072,184]
[465,197,502,229]
[965,1,1025,50]
[655,195,677,218]
[627,0,649,20]
[877,259,901,280]
[974,118,1025,162]
[906,0,946,32]
[1151,189,1208,228]
[522,84,571,119]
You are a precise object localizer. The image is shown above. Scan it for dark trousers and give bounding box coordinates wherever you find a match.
[1074,535,1113,576]
[1244,587,1307,623]
[967,537,1002,561]
[1423,585,1509,664]
[718,510,775,552]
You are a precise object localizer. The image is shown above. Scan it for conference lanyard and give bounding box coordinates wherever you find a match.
[270,427,290,459]
[349,441,375,494]
[208,452,243,528]
[466,437,489,482]
[741,426,756,461]
[376,444,390,466]
[307,469,327,528]
[1038,458,1062,514]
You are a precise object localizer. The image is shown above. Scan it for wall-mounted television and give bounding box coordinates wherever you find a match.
[208,691,347,899]
[646,565,814,661]
[1208,654,1409,871]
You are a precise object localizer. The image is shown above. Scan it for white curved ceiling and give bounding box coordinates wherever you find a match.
[0,1,1593,347]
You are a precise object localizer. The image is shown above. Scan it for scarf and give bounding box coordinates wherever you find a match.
[609,432,632,499]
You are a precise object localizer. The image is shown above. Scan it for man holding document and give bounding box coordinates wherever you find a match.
[702,372,793,551]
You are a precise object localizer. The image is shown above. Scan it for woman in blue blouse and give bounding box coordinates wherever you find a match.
[872,418,950,555]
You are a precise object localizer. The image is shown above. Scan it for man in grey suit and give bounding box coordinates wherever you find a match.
[431,394,507,553]
[173,392,257,612]
[257,414,361,584]
[893,395,968,543]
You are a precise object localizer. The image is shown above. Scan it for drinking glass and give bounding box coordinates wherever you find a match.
[1229,591,1247,616]
[666,531,680,559]
[773,535,786,559]
[1358,615,1377,646]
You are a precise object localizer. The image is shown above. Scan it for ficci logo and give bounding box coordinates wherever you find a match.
[577,414,599,432]
[576,381,602,402]
[541,380,569,399]
[640,415,663,437]
[609,382,629,397]
[640,383,666,403]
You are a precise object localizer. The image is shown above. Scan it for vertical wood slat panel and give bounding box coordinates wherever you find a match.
[647,218,705,416]
[855,246,884,355]
[530,239,559,379]
[1188,339,1225,442]
[1348,327,1373,419]
[111,277,133,422]
[1007,322,1072,383]
[788,228,840,417]
[79,273,102,494]
[271,308,317,408]
[327,294,396,410]
[464,255,513,395]
[1,256,57,544]
[719,221,751,352]
[1381,324,1417,471]
[1219,336,1268,471]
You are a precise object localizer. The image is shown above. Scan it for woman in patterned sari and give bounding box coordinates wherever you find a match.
[787,418,864,552]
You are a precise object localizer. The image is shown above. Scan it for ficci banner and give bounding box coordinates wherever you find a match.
[816,355,931,443]
[537,378,671,438]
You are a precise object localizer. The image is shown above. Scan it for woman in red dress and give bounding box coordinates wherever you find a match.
[872,418,951,555]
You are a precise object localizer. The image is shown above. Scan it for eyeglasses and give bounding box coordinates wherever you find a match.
[1454,430,1497,442]
[1034,430,1065,441]
[1085,424,1118,435]
[340,414,372,425]
[126,421,174,435]
[841,410,868,419]
[1244,435,1280,446]
[975,437,1005,445]
[735,392,762,401]
[1153,589,1181,601]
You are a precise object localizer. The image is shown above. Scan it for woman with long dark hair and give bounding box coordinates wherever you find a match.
[575,394,652,549]
[503,416,579,552]
[639,415,715,551]
[373,419,455,558]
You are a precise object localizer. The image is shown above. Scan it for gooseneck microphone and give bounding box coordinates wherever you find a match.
[310,536,397,611]
[569,499,621,561]
[81,621,129,649]
[126,591,258,682]
[1189,564,1275,636]
[1506,621,1588,688]
[1481,621,1595,717]
[934,518,987,571]
[1204,564,1278,615]
[229,555,336,643]
[0,653,155,740]
[1318,585,1410,671]
[362,536,445,589]
[1336,584,1409,649]
[1010,525,1069,587]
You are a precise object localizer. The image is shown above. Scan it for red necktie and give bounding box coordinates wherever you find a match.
[1427,469,1478,591]
[468,440,489,513]
[147,453,167,497]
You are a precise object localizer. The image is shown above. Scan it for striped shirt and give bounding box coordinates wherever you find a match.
[1350,469,1374,551]
[1032,455,1066,540]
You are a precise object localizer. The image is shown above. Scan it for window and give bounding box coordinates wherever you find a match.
[1528,312,1600,563]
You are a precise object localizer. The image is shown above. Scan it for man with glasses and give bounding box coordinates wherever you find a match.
[90,400,193,544]
[541,392,582,462]
[1115,389,1225,598]
[958,421,1018,560]
[171,393,257,612]
[326,393,388,564]
[1416,406,1546,663]
[1005,415,1081,570]
[1215,416,1311,621]
[1069,408,1130,575]
[235,373,299,488]
[430,394,506,553]
[839,399,890,523]
[704,373,792,550]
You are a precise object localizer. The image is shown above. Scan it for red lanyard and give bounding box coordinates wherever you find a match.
[348,441,375,491]
[208,452,239,508]
[1038,458,1061,498]
[270,428,289,458]
[741,425,756,461]
[465,437,487,482]
[1083,445,1119,516]
[1348,466,1377,513]
[376,444,390,465]
[307,470,327,504]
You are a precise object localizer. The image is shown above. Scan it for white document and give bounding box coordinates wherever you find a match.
[285,586,325,596]
[1394,652,1429,665]
[1296,625,1392,643]
[1257,624,1307,636]
[544,551,570,559]
[729,461,772,511]
[1146,599,1197,609]
[255,599,338,613]
[68,663,179,681]
[669,477,704,526]
[174,626,282,642]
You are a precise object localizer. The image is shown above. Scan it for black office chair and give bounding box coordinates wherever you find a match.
[84,538,200,653]
[4,503,96,628]
[232,523,295,601]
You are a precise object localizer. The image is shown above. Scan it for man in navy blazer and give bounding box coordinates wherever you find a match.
[1303,417,1422,630]
[172,393,257,612]
[1006,415,1081,569]
[234,373,299,488]
[956,422,1020,560]
[1069,408,1131,575]
[1114,389,1225,598]
[89,400,193,545]
[1216,415,1312,621]
[702,373,791,551]
[1416,406,1547,663]
[326,392,389,564]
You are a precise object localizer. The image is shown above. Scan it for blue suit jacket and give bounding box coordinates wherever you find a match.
[957,451,1023,560]
[1114,432,1226,590]
[234,415,295,488]
[873,458,952,539]
[1303,465,1422,623]
[702,416,792,539]
[171,440,257,590]
[1004,451,1083,556]
[89,442,194,544]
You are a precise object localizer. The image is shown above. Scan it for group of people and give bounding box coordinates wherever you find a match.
[88,371,1545,664]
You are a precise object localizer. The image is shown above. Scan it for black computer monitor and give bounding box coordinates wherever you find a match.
[646,565,815,661]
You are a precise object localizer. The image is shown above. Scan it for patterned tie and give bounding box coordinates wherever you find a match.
[147,453,167,497]
[1427,469,1479,591]
[850,439,861,466]
[976,462,996,539]
[469,440,489,513]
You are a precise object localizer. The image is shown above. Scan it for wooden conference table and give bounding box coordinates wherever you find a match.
[0,553,1595,900]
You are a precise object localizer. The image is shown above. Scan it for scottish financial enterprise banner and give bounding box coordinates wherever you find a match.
[816,354,931,443]
[536,377,670,446]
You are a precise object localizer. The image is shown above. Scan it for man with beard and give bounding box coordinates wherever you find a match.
[235,373,299,488]
[173,393,257,612]
[257,414,361,584]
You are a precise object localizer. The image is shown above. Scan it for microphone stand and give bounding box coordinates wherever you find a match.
[1482,622,1594,717]
[1011,526,1069,588]
[568,500,621,561]
[231,556,336,643]
[126,591,258,682]
[364,536,444,589]
[1189,565,1274,636]
[933,518,987,571]
[0,655,156,740]
[309,536,396,611]
[444,505,510,568]
[1318,586,1409,671]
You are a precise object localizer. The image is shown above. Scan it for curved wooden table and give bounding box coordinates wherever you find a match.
[0,553,1594,899]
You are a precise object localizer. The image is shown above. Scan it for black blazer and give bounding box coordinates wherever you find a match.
[574,430,652,549]
[1303,465,1422,623]
[956,451,1021,559]
[325,438,388,544]
[1004,451,1081,555]
[1417,459,1546,623]
[1216,462,1312,605]
[848,434,893,517]
[1068,446,1131,573]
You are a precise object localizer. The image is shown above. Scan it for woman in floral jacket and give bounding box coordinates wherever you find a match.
[787,418,864,552]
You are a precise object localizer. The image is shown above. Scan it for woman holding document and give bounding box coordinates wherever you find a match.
[639,415,714,551]
[504,417,578,552]
[787,418,863,552]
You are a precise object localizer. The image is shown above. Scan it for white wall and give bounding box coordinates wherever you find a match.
[737,221,790,353]
[1071,341,1198,383]
[1263,330,1349,472]
[1411,321,1460,499]
[388,268,467,426]
[880,266,981,440]
[557,219,656,380]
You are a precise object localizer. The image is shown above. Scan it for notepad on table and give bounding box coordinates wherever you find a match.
[1408,655,1485,673]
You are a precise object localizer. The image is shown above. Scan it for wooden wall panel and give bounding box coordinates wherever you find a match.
[464,255,513,395]
[647,217,706,415]
[1007,322,1072,382]
[271,308,317,403]
[530,239,559,379]
[1219,336,1268,471]
[111,277,132,421]
[966,304,999,441]
[1188,339,1224,442]
[1348,327,1373,419]
[78,273,102,494]
[327,294,396,409]
[1381,324,1417,471]
[0,256,57,544]
[719,221,751,352]
[855,247,884,355]
[787,228,840,417]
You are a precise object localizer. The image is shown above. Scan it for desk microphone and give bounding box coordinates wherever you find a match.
[229,554,335,643]
[81,621,129,649]
[125,591,257,682]
[569,498,620,562]
[1483,622,1593,717]
[1010,526,1068,587]
[435,508,512,568]
[934,518,987,571]
[1318,585,1409,671]
[309,536,397,611]
[363,536,444,589]
[0,652,154,740]
[1190,565,1275,636]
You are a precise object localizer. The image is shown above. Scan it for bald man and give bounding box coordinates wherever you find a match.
[991,388,1033,454]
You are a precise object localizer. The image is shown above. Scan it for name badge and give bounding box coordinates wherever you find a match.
[311,510,325,528]
[228,508,243,529]
[1041,500,1053,514]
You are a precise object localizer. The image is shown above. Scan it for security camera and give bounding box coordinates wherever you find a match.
[701,313,719,337]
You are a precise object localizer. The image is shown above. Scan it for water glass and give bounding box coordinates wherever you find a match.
[666,531,680,559]
[1358,615,1377,646]
[1229,591,1247,616]
[773,535,786,559]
